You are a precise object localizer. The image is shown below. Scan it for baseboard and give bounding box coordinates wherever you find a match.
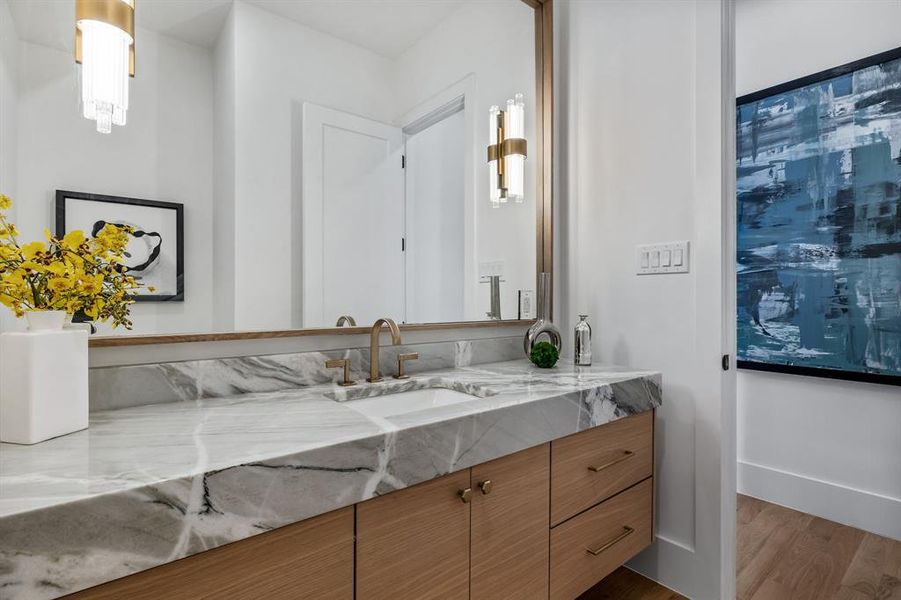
[738,460,901,540]
[628,536,712,600]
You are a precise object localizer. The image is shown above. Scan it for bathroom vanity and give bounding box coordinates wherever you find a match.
[0,357,660,599]
[0,0,668,595]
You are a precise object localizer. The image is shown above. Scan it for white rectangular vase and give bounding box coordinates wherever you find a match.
[0,329,89,444]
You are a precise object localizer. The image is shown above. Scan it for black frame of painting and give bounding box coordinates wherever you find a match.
[55,190,185,302]
[736,46,901,387]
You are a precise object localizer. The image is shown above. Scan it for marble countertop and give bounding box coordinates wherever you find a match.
[0,359,661,599]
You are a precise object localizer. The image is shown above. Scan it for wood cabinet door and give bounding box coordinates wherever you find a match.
[68,507,354,600]
[471,444,551,599]
[356,470,471,600]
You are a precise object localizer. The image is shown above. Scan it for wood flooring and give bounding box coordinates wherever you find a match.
[579,494,901,599]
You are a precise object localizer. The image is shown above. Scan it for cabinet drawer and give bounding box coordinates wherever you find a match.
[549,478,653,600]
[550,410,653,526]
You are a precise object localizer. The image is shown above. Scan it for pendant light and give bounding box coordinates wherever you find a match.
[75,0,135,134]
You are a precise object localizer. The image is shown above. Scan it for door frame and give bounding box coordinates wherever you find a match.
[397,75,478,321]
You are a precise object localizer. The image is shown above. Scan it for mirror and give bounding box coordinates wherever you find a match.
[0,0,550,339]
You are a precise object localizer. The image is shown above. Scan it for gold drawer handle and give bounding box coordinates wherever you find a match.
[587,450,635,473]
[586,526,635,556]
[459,488,473,503]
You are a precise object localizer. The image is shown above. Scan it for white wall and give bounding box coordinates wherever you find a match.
[0,0,19,335]
[736,0,901,541]
[10,28,215,335]
[0,0,17,208]
[213,8,237,332]
[557,0,736,597]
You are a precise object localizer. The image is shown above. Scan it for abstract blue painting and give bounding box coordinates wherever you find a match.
[736,48,901,385]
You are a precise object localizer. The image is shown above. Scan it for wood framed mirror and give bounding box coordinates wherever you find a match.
[1,0,553,347]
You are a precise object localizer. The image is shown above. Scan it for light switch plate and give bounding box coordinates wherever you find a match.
[479,260,505,281]
[636,241,689,275]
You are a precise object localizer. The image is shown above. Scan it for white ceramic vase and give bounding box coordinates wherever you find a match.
[25,310,67,331]
[0,313,89,444]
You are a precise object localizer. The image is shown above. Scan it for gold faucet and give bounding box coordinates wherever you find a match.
[368,317,401,382]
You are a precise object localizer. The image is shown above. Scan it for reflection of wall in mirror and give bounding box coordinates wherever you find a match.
[393,1,538,324]
[1,5,213,335]
[222,0,537,330]
[0,0,19,335]
[0,0,538,335]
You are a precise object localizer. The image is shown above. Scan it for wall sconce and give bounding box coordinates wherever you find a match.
[487,93,527,207]
[75,0,135,134]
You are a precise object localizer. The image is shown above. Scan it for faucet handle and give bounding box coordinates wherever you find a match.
[394,352,419,380]
[325,358,356,387]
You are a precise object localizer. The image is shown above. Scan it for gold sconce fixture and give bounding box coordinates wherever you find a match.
[487,93,527,206]
[75,0,136,134]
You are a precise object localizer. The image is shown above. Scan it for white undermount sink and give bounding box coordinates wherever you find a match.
[343,387,480,419]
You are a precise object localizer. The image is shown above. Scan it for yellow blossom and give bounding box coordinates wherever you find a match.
[0,195,11,210]
[46,262,67,276]
[0,193,144,328]
[47,277,73,292]
[21,241,46,260]
[62,230,86,250]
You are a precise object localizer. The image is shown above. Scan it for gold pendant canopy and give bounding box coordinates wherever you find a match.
[75,0,136,77]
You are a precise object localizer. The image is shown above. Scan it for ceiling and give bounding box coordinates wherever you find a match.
[247,1,464,59]
[5,0,468,59]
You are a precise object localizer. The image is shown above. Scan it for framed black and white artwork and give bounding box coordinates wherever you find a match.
[55,190,184,302]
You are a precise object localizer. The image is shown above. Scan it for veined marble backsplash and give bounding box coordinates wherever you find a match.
[89,336,523,411]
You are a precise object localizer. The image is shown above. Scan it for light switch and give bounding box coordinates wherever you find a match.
[479,260,505,281]
[636,241,690,275]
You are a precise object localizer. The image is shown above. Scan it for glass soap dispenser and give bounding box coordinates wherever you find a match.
[574,315,592,366]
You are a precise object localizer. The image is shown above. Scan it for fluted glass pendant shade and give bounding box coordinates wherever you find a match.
[76,0,135,134]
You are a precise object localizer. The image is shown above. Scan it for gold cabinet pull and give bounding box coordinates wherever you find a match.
[587,450,635,473]
[325,358,356,387]
[478,480,493,495]
[586,526,635,556]
[459,488,473,503]
[394,352,419,379]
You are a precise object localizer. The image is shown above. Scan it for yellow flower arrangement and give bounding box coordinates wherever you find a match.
[0,193,151,329]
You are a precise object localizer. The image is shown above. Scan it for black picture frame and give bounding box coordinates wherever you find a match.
[55,190,185,302]
[736,46,901,388]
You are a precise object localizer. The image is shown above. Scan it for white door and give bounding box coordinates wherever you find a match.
[404,108,465,323]
[302,103,404,327]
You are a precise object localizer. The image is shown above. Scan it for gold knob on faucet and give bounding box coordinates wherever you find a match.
[459,488,473,503]
[394,352,419,379]
[478,480,493,495]
[325,358,356,387]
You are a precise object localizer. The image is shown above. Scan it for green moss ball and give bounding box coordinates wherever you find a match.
[530,341,559,368]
